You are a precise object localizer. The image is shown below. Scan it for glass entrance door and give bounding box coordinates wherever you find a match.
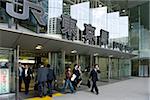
[51,52,65,88]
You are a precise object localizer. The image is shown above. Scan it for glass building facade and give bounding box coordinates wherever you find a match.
[129,1,150,77]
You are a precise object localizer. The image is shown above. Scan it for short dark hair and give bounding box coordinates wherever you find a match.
[47,64,51,68]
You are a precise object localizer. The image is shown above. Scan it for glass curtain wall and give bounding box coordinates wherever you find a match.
[119,59,131,78]
[111,59,119,79]
[129,1,150,76]
[51,52,65,87]
[68,1,131,80]
[98,57,108,81]
[79,55,90,84]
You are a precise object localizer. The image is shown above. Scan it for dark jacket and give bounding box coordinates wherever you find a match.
[73,69,80,78]
[90,69,98,82]
[22,68,32,80]
[37,67,48,82]
[47,68,56,81]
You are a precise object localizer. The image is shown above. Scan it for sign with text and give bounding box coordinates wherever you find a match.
[83,24,96,45]
[61,14,77,40]
[113,41,133,53]
[97,29,109,47]
[6,0,46,26]
[0,69,9,94]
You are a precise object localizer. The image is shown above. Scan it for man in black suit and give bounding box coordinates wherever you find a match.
[89,64,100,95]
[18,62,24,92]
[22,64,32,95]
[37,63,48,97]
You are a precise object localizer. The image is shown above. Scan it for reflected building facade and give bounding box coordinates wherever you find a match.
[129,1,150,77]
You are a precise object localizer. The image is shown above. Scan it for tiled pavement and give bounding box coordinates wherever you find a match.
[0,77,149,100]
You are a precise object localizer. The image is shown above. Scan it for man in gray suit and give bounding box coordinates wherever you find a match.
[37,63,48,97]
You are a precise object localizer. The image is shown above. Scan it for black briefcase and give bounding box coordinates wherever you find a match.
[87,80,91,88]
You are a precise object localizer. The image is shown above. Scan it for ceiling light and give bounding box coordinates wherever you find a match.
[99,4,102,7]
[19,9,22,12]
[63,3,67,6]
[71,50,77,54]
[35,45,43,50]
[109,55,113,58]
[122,9,125,12]
[94,53,99,56]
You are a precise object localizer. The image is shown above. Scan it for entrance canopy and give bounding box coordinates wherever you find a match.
[0,27,136,59]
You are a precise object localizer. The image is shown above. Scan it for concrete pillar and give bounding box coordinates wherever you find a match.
[77,28,80,40]
[90,54,93,68]
[15,45,20,99]
[36,25,40,34]
[76,54,79,64]
[95,56,99,64]
[48,52,51,64]
[138,59,141,76]
[61,50,65,72]
[108,56,112,81]
[148,59,150,77]
[128,59,132,77]
[118,59,120,79]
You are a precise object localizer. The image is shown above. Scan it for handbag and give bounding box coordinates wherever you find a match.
[71,74,77,81]
[87,80,91,88]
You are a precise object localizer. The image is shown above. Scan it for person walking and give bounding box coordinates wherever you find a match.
[89,64,100,95]
[18,62,24,92]
[37,63,48,97]
[77,65,82,87]
[72,64,82,90]
[22,64,32,95]
[47,64,56,97]
[62,66,75,93]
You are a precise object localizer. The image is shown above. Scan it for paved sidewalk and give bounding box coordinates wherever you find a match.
[0,93,15,100]
[54,77,150,100]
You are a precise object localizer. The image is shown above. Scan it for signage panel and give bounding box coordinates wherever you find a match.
[0,69,9,94]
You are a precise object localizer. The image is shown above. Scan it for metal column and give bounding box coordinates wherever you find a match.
[15,45,20,99]
[95,56,99,64]
[62,50,65,72]
[48,52,51,65]
[118,58,120,79]
[90,54,93,68]
[76,54,79,65]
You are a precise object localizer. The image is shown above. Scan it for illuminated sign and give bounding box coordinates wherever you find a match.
[0,69,9,94]
[6,0,46,26]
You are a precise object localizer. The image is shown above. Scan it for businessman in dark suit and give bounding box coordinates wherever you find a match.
[22,65,32,95]
[37,63,48,97]
[89,64,100,95]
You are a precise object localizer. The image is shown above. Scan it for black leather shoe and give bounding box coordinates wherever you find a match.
[91,90,94,93]
[49,94,52,97]
[96,92,99,95]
